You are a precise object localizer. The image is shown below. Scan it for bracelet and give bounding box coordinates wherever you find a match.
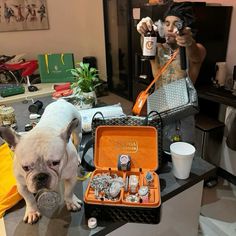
[186,39,194,47]
[129,175,139,193]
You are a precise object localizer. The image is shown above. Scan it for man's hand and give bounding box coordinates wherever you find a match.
[176,27,194,47]
[137,17,157,35]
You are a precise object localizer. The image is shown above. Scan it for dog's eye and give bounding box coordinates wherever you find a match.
[22,166,30,172]
[52,161,60,166]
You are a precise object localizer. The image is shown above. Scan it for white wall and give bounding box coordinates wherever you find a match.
[0,1,235,81]
[0,0,107,80]
[175,0,236,75]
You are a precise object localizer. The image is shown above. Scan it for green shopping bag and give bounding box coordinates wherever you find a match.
[38,53,76,83]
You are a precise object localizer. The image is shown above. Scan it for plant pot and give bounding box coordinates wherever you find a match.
[65,91,97,110]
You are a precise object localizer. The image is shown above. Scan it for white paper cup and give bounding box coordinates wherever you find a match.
[170,142,196,179]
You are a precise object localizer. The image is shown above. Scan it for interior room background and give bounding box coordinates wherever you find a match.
[0,0,235,83]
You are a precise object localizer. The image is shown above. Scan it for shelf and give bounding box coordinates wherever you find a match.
[197,85,236,108]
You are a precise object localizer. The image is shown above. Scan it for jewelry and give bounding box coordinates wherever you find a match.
[125,194,140,203]
[129,175,139,194]
[109,181,122,198]
[138,186,149,203]
[169,47,176,56]
[145,171,153,185]
[124,176,129,192]
[90,173,124,200]
[163,44,178,59]
[118,154,131,171]
[186,39,193,47]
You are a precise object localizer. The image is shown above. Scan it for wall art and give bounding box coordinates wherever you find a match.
[0,0,49,32]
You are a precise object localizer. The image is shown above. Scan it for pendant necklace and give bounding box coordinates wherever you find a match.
[164,44,177,59]
[168,44,178,56]
[169,47,175,56]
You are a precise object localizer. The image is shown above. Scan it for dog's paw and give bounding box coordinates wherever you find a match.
[23,210,41,224]
[65,194,82,212]
[66,202,81,211]
[66,201,82,211]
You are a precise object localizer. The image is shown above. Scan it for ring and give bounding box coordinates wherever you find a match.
[126,194,139,203]
[145,171,153,185]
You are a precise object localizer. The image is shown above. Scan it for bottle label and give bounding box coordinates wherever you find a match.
[143,36,157,57]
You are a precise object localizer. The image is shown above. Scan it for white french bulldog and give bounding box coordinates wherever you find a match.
[0,99,82,224]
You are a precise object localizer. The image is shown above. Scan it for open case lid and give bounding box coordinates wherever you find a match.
[94,126,158,171]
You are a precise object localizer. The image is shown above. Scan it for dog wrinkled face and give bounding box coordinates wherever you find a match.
[14,130,67,193]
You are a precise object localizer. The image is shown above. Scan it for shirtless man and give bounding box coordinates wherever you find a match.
[137,2,206,156]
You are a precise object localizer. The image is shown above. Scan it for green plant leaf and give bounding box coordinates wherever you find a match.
[68,61,101,93]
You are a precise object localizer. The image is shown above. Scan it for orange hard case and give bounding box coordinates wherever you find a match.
[84,126,161,209]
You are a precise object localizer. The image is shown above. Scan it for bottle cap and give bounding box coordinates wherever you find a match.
[29,113,41,120]
[35,188,60,217]
[88,217,97,229]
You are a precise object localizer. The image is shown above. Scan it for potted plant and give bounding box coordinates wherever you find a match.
[69,62,101,109]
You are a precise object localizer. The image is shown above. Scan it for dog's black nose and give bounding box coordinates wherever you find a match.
[34,173,50,190]
[35,173,49,182]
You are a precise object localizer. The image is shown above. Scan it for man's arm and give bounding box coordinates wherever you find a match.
[187,42,206,83]
[176,28,206,83]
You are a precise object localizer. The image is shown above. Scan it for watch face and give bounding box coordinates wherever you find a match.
[120,155,129,164]
[129,175,138,185]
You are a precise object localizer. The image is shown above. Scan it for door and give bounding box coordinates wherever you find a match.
[103,0,132,100]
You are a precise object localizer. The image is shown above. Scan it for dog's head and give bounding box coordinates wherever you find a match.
[0,118,80,193]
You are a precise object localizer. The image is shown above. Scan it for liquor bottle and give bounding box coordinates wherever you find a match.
[142,26,157,60]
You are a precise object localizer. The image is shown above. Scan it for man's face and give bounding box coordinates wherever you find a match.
[163,15,181,44]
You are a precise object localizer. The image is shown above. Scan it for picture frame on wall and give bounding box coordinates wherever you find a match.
[0,0,49,32]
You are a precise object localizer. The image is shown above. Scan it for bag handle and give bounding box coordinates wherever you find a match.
[92,111,105,122]
[132,50,179,116]
[80,111,104,172]
[80,111,103,171]
[144,49,179,94]
[44,53,65,74]
[145,110,163,126]
[80,137,95,172]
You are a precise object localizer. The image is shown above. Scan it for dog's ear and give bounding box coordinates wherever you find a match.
[0,126,21,148]
[60,118,80,143]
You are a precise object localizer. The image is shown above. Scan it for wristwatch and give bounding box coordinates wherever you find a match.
[129,175,139,193]
[118,154,131,171]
